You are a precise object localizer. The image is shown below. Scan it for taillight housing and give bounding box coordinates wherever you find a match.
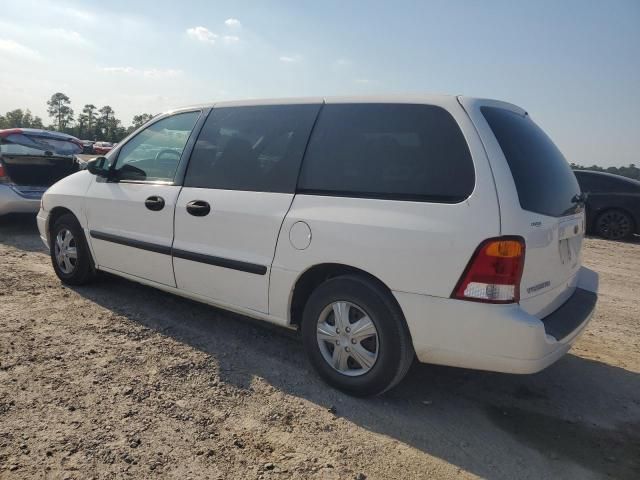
[452,237,526,304]
[0,160,8,184]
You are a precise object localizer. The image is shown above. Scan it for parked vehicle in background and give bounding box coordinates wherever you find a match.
[574,170,640,240]
[37,96,598,396]
[93,142,114,155]
[0,128,84,216]
[81,140,95,154]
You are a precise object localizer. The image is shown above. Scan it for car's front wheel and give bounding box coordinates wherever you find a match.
[50,213,95,285]
[301,275,414,396]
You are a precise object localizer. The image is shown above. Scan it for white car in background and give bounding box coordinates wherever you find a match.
[36,95,598,396]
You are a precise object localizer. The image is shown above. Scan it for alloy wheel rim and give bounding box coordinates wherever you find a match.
[316,301,379,377]
[54,228,78,274]
[598,211,631,240]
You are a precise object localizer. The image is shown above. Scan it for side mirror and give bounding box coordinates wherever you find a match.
[86,157,111,178]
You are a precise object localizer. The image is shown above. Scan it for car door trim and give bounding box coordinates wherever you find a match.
[89,230,172,255]
[89,230,267,275]
[172,249,267,275]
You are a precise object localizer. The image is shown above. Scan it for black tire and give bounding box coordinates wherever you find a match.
[301,275,414,396]
[50,213,95,285]
[595,209,634,240]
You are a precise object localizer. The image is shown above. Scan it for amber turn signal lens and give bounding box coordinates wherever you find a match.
[485,240,523,258]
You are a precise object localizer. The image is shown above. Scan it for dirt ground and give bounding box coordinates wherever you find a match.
[0,215,638,480]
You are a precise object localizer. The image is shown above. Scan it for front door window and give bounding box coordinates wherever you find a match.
[113,111,200,182]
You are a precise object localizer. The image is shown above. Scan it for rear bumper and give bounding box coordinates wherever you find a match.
[0,184,41,215]
[394,266,598,374]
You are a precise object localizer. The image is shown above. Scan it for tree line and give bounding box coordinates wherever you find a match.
[0,92,154,143]
[571,163,640,181]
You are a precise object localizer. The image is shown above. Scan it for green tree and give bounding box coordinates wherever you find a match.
[97,105,123,142]
[4,109,25,127]
[21,110,44,128]
[76,113,89,138]
[82,104,97,138]
[131,113,154,129]
[0,109,43,128]
[47,93,74,131]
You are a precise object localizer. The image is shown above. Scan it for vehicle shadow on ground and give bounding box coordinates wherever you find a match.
[70,273,640,480]
[0,214,46,253]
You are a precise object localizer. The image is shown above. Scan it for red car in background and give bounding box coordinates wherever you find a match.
[92,142,114,155]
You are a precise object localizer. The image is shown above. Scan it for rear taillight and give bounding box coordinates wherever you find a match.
[452,237,526,304]
[0,161,8,183]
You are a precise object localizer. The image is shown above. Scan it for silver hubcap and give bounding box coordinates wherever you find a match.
[316,301,379,376]
[54,228,77,274]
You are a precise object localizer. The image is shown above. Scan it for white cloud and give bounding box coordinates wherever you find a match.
[143,68,183,78]
[100,67,183,78]
[334,58,352,67]
[46,28,91,47]
[224,18,242,28]
[279,55,300,63]
[354,78,371,84]
[223,35,240,45]
[101,66,135,74]
[57,6,95,22]
[0,38,41,60]
[186,26,217,44]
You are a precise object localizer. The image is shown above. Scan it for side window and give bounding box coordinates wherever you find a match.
[184,104,320,193]
[297,103,475,202]
[114,111,200,182]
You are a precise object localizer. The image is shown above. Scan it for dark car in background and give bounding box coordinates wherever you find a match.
[574,170,640,240]
[0,128,84,216]
[81,140,95,154]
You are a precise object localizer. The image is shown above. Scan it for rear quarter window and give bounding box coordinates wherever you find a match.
[298,103,475,202]
[481,106,580,217]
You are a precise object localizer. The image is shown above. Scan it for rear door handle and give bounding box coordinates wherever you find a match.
[186,200,211,217]
[145,196,165,211]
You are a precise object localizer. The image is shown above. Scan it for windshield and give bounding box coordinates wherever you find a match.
[0,132,82,157]
[482,107,581,217]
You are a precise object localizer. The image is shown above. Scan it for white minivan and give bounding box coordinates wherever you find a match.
[37,96,598,396]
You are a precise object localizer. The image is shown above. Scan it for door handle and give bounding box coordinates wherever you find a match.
[186,200,211,217]
[145,196,165,211]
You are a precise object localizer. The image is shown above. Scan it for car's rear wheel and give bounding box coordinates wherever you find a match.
[595,209,634,240]
[301,275,414,396]
[50,213,95,285]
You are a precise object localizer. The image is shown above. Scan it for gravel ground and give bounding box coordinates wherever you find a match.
[0,215,638,480]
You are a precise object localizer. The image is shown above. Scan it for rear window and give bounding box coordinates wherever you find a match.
[298,103,475,202]
[481,106,580,217]
[0,133,82,156]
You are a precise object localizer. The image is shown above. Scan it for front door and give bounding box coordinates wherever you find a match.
[172,102,321,312]
[85,110,202,286]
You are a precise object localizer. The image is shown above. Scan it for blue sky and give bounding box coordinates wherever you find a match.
[0,0,638,167]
